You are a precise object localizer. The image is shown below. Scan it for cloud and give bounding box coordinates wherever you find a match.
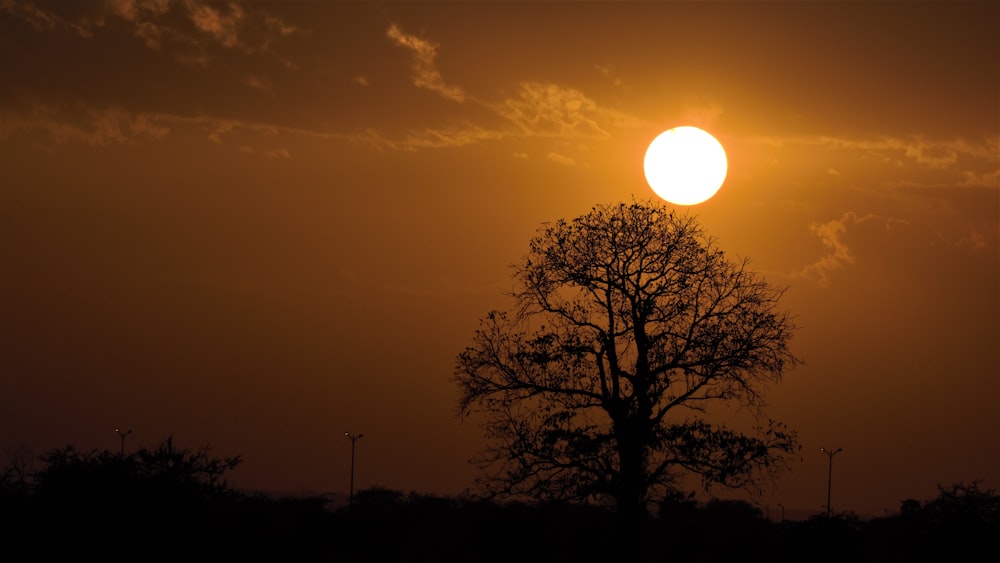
[189,1,244,49]
[958,169,999,189]
[811,135,992,170]
[263,147,290,159]
[5,0,300,61]
[245,75,273,94]
[398,124,503,149]
[109,0,170,48]
[794,212,920,287]
[748,133,999,189]
[1,0,104,37]
[352,80,641,152]
[955,223,991,252]
[498,82,637,139]
[386,24,466,103]
[2,13,639,159]
[0,103,169,148]
[870,135,999,189]
[207,120,240,144]
[546,152,577,167]
[795,214,857,287]
[353,123,505,152]
[0,102,362,160]
[239,146,290,159]
[378,26,640,154]
[594,63,624,88]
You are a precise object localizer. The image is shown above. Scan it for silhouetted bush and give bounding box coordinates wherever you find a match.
[861,481,999,562]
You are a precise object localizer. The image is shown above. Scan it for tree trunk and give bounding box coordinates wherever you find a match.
[615,425,648,561]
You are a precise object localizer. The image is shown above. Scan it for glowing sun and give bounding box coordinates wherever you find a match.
[643,126,728,205]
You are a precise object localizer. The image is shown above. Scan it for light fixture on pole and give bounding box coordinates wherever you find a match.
[820,447,843,518]
[116,428,132,457]
[345,432,363,509]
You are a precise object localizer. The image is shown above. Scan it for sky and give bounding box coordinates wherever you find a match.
[1,0,997,519]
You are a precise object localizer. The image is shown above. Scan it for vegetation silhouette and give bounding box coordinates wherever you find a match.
[1,439,997,561]
[453,199,801,552]
[1,437,336,558]
[2,203,994,561]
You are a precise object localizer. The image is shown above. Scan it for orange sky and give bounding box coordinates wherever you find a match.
[2,1,997,518]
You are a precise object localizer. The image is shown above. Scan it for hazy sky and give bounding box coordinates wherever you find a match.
[2,1,997,518]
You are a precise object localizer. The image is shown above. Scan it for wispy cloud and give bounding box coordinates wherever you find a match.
[794,212,908,287]
[352,76,642,152]
[109,0,171,48]
[0,102,376,159]
[205,118,279,144]
[0,0,104,37]
[189,1,245,49]
[594,63,624,88]
[749,133,999,191]
[380,24,640,154]
[0,103,169,148]
[244,75,273,94]
[498,82,637,139]
[760,134,996,169]
[957,169,1000,189]
[792,204,998,289]
[546,152,578,167]
[386,23,466,103]
[3,14,643,159]
[239,146,290,159]
[3,0,300,61]
[351,123,504,152]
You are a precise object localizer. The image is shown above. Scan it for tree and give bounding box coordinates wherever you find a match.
[918,480,999,526]
[31,436,242,506]
[453,200,801,530]
[11,437,246,556]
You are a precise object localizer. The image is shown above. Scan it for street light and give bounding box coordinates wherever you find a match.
[115,428,132,457]
[345,432,363,509]
[820,447,843,517]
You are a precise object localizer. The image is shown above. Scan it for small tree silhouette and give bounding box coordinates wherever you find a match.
[20,436,243,555]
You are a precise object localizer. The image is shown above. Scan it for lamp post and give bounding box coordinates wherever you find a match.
[115,428,132,457]
[345,432,363,509]
[820,447,843,517]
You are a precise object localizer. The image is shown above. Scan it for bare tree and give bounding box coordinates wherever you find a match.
[454,200,802,529]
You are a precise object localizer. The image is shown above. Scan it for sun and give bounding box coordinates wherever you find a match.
[643,126,728,205]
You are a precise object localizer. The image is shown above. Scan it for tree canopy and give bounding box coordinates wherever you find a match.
[454,200,802,524]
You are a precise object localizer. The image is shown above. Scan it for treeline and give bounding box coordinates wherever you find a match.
[2,437,996,562]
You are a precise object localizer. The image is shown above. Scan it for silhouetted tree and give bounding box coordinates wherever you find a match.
[453,200,801,538]
[656,487,699,523]
[0,445,34,499]
[32,436,241,507]
[918,480,999,525]
[15,437,244,556]
[868,480,1000,561]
